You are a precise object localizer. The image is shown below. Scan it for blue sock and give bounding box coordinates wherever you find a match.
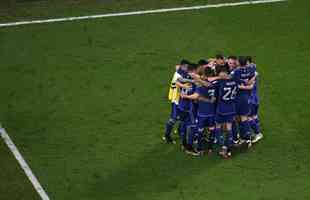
[215,128,224,147]
[193,126,199,142]
[177,123,182,137]
[249,119,260,134]
[207,129,216,150]
[239,121,251,140]
[165,118,175,137]
[232,121,238,141]
[255,118,261,134]
[197,128,204,151]
[225,130,233,149]
[188,125,197,146]
[179,121,187,145]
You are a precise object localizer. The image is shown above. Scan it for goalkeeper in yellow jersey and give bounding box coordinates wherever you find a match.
[163,59,191,144]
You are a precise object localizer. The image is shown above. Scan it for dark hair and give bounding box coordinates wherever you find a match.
[215,54,224,60]
[228,56,237,60]
[238,56,247,66]
[216,64,229,74]
[198,59,208,66]
[187,63,198,71]
[180,59,190,65]
[204,67,215,77]
[245,56,253,63]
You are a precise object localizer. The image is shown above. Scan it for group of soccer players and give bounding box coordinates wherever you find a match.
[163,55,263,159]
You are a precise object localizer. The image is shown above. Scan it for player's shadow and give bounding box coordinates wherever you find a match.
[89,141,226,200]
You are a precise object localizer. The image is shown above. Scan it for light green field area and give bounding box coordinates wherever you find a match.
[1,0,310,199]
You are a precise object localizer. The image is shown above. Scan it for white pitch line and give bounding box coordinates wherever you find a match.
[0,0,287,28]
[0,127,50,200]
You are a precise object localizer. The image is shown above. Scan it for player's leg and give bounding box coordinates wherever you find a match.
[218,115,234,159]
[163,103,178,143]
[215,115,226,157]
[236,96,252,144]
[232,118,239,144]
[206,118,216,155]
[215,125,224,148]
[224,122,234,157]
[193,116,209,155]
[239,115,252,148]
[179,111,191,150]
[218,123,227,158]
[186,112,199,154]
[249,104,263,143]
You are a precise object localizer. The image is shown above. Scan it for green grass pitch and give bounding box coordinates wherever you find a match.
[1,0,310,199]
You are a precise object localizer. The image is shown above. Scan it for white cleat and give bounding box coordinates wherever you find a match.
[252,133,264,143]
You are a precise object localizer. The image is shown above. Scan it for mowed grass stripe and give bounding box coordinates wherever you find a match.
[0,0,287,28]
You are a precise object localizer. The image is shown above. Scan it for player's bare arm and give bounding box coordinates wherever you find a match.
[238,83,254,90]
[180,92,199,100]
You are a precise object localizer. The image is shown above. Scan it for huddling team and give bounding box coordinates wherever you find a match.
[163,55,263,159]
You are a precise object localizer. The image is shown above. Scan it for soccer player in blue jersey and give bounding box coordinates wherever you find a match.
[177,64,198,150]
[246,57,263,143]
[226,56,240,143]
[215,64,256,158]
[181,67,217,156]
[212,65,239,158]
[231,56,257,146]
[163,59,190,144]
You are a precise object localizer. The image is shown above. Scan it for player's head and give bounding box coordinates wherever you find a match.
[215,54,225,65]
[197,59,208,75]
[204,67,215,78]
[187,63,198,73]
[216,64,230,77]
[198,59,208,67]
[227,56,237,70]
[180,59,190,70]
[245,56,253,65]
[238,56,247,67]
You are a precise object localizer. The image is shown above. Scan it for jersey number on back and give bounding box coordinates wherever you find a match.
[208,89,215,97]
[223,87,237,101]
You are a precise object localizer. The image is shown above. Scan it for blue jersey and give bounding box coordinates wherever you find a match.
[196,85,216,117]
[232,66,256,96]
[177,68,188,78]
[249,65,259,105]
[213,79,238,115]
[178,83,196,112]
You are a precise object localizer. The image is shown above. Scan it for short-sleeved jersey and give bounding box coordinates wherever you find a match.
[178,82,196,112]
[213,79,238,115]
[231,66,256,96]
[196,85,216,117]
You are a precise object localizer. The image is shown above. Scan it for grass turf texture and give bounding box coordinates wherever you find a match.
[0,0,248,23]
[1,0,310,199]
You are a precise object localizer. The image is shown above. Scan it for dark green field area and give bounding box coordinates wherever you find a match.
[1,0,310,199]
[0,0,250,23]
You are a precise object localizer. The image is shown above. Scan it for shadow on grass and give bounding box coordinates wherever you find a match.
[86,141,226,200]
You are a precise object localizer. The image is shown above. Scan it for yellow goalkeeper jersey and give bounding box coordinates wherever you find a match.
[168,71,181,105]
